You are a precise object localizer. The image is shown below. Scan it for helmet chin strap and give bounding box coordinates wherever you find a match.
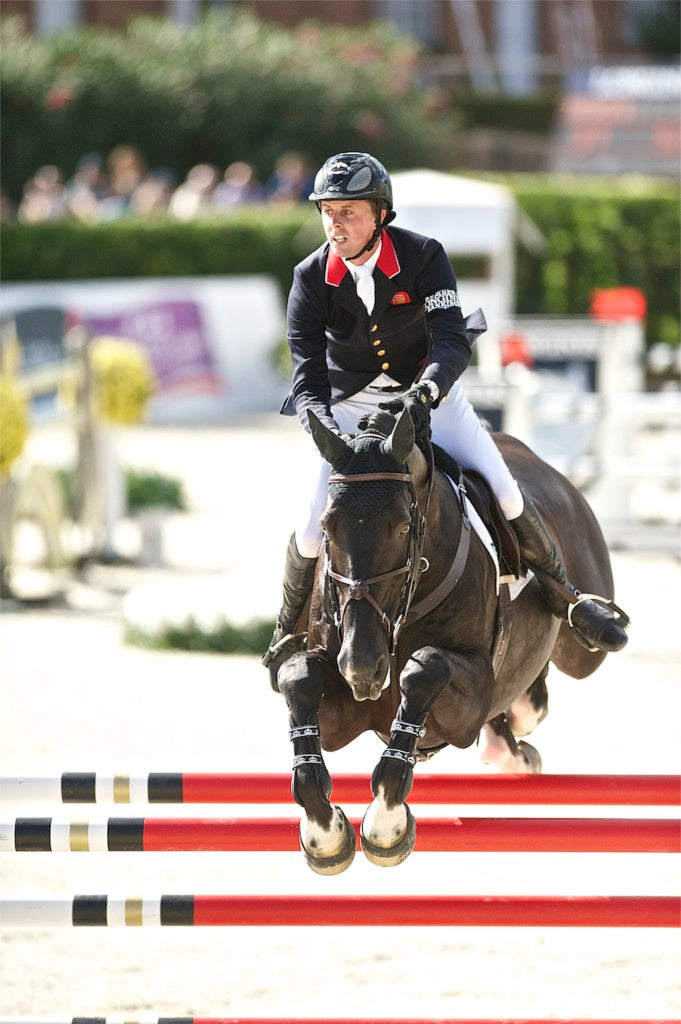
[347,209,396,262]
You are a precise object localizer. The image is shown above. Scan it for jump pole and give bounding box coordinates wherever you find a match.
[2,772,678,805]
[1,894,678,928]
[2,815,678,853]
[2,1018,678,1024]
[3,1018,679,1024]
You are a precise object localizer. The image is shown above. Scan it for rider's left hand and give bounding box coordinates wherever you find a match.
[379,383,434,442]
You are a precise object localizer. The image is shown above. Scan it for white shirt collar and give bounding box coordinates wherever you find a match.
[342,240,381,280]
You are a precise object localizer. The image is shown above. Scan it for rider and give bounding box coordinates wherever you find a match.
[263,152,628,686]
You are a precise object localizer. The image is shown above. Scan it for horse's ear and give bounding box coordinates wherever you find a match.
[308,410,352,470]
[383,408,414,465]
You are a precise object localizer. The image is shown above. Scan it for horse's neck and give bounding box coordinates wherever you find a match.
[410,450,465,560]
[409,447,451,547]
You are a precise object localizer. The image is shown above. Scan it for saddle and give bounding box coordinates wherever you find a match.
[431,444,521,580]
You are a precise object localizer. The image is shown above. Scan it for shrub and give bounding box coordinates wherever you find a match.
[125,469,185,512]
[0,11,457,203]
[509,175,680,347]
[57,466,186,514]
[0,208,317,297]
[0,374,29,477]
[2,180,677,348]
[89,337,155,425]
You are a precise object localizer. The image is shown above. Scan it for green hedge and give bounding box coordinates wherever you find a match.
[58,467,186,515]
[124,617,274,655]
[0,207,319,297]
[3,179,678,347]
[450,92,560,135]
[508,175,680,348]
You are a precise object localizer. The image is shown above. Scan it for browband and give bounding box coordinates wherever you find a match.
[329,472,412,484]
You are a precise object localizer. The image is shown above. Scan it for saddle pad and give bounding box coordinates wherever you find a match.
[444,474,533,602]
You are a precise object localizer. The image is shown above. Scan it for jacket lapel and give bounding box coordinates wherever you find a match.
[325,246,366,316]
[324,230,402,318]
[373,230,402,318]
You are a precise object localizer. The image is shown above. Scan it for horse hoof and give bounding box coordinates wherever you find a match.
[518,740,542,773]
[360,804,416,868]
[299,808,356,876]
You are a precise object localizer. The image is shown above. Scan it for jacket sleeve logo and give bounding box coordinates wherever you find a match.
[424,289,461,313]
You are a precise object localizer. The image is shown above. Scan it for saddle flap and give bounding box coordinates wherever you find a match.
[461,469,522,579]
[431,444,521,579]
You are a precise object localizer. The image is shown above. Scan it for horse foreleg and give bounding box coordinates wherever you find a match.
[277,651,356,875]
[361,645,486,867]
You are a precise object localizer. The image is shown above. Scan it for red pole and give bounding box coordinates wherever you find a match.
[190,1019,681,1024]
[193,894,680,928]
[180,773,680,806]
[140,816,679,854]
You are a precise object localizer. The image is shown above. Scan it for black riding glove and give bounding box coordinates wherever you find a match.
[331,426,354,443]
[379,383,435,442]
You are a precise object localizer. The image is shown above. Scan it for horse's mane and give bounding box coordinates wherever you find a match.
[327,410,409,520]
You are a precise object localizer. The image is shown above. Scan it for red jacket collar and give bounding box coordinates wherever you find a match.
[325,230,401,286]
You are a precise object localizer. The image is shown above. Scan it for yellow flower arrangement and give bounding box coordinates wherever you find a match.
[0,374,29,478]
[89,337,155,426]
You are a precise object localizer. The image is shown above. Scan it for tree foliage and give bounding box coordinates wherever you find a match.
[1,10,457,201]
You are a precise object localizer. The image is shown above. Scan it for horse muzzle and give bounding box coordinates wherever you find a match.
[337,646,390,702]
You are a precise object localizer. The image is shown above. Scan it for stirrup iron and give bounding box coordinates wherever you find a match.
[567,592,630,652]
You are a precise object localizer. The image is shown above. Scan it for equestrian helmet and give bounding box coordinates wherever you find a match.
[309,153,393,213]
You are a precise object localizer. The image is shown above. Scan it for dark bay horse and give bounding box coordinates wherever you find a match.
[277,407,620,874]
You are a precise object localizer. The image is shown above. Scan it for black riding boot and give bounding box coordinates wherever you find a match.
[510,494,628,653]
[262,533,317,691]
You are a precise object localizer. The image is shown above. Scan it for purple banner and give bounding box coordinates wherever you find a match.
[86,300,221,394]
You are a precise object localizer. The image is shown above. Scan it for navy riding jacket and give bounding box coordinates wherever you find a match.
[281,225,482,432]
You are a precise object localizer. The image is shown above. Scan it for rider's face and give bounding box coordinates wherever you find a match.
[320,199,382,264]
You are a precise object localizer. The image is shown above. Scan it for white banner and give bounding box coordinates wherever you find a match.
[1,275,288,422]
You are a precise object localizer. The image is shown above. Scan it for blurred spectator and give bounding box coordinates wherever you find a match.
[169,163,219,220]
[130,168,176,216]
[213,161,265,207]
[17,165,66,223]
[63,153,109,223]
[13,148,321,224]
[266,151,315,205]
[98,144,147,220]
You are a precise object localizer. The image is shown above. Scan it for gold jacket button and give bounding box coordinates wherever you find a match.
[381,362,390,371]
[377,349,386,356]
[372,338,381,346]
[371,325,378,332]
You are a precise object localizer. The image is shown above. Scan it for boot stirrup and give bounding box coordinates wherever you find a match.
[567,592,630,631]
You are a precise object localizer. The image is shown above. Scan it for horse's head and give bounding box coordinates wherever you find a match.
[309,408,428,702]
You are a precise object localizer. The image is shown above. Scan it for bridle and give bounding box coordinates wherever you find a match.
[324,463,432,657]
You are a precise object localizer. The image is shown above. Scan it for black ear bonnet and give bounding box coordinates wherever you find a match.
[328,418,407,519]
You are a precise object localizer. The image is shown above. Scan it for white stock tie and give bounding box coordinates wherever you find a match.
[354,265,375,315]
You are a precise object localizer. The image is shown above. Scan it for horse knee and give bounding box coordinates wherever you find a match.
[278,652,325,710]
[401,646,450,690]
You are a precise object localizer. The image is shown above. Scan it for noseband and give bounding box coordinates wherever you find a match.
[325,469,430,656]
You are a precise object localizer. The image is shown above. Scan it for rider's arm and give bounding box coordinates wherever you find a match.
[286,264,338,433]
[415,240,472,400]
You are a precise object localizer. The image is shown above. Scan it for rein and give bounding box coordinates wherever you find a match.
[326,450,434,657]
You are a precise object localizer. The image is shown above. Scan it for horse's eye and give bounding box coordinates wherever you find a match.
[399,523,410,535]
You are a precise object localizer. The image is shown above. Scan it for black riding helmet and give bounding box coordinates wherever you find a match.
[310,152,396,260]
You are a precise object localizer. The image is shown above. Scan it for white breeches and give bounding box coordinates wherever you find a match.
[294,382,524,558]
